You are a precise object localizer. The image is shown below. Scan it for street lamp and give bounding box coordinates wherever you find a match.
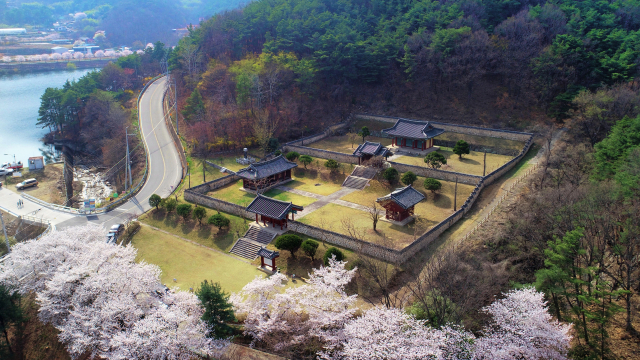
[3,154,16,165]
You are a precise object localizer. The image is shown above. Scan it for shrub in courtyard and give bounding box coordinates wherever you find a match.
[286,151,300,161]
[275,234,303,258]
[358,126,370,143]
[196,280,235,339]
[401,171,417,186]
[193,206,207,225]
[453,140,470,159]
[299,155,313,169]
[176,204,193,220]
[163,198,177,213]
[149,194,162,210]
[324,247,345,265]
[382,167,399,184]
[274,150,282,156]
[325,159,340,172]
[423,178,442,193]
[301,239,319,260]
[424,152,447,169]
[208,214,230,231]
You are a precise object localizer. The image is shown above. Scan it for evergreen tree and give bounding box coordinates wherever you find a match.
[182,88,205,122]
[196,280,235,339]
[452,140,470,159]
[0,284,26,357]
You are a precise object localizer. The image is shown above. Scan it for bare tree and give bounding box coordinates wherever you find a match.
[368,201,382,231]
[252,109,279,155]
[347,132,359,148]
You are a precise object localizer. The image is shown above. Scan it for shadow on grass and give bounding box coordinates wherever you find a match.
[459,157,481,165]
[180,219,196,235]
[432,193,452,209]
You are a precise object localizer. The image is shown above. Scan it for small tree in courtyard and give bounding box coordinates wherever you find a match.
[208,214,230,231]
[325,159,340,172]
[453,140,470,159]
[193,206,207,225]
[424,152,447,169]
[176,204,193,220]
[301,239,319,260]
[286,151,300,161]
[299,155,313,169]
[195,280,235,339]
[163,198,177,213]
[401,171,417,186]
[382,167,399,184]
[358,126,370,143]
[423,178,442,193]
[149,194,162,210]
[347,132,359,148]
[323,248,345,265]
[275,234,303,258]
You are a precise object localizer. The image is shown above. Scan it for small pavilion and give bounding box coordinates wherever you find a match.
[246,194,304,230]
[258,248,280,272]
[376,185,425,223]
[236,155,297,191]
[352,141,391,164]
[381,119,445,151]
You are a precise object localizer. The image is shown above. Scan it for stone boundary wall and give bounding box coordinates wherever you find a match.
[386,161,482,185]
[354,113,533,142]
[185,190,252,220]
[432,139,520,156]
[283,144,360,165]
[285,123,349,147]
[189,174,240,194]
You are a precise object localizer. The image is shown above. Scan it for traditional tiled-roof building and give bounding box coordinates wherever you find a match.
[235,155,297,191]
[352,141,391,164]
[381,119,445,151]
[376,185,425,222]
[245,194,304,230]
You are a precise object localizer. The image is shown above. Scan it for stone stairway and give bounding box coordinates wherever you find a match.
[229,226,278,260]
[342,166,378,190]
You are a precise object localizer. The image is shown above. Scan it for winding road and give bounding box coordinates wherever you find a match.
[0,76,183,230]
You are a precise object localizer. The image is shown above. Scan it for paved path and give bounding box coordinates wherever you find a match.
[275,185,323,199]
[289,187,356,219]
[0,76,183,232]
[0,187,75,225]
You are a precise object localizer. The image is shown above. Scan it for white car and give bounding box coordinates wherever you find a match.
[0,168,13,176]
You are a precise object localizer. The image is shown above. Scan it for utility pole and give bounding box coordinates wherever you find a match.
[125,127,134,191]
[175,76,178,136]
[483,151,487,177]
[453,176,458,211]
[1,212,10,254]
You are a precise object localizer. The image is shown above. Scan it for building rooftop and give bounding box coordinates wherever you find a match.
[377,185,425,209]
[257,248,280,259]
[353,141,390,157]
[236,155,297,180]
[381,119,445,140]
[246,194,303,220]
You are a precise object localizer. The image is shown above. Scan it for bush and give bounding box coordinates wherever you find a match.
[301,239,319,259]
[274,150,282,156]
[423,178,442,193]
[285,151,300,161]
[193,206,207,225]
[325,159,340,171]
[299,155,313,168]
[453,140,470,158]
[148,194,162,209]
[275,234,303,258]
[400,171,417,186]
[163,198,177,213]
[382,167,399,184]
[358,126,370,142]
[208,214,230,230]
[424,152,447,169]
[323,247,345,265]
[176,204,193,220]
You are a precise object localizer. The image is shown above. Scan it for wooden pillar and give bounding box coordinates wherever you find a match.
[255,214,258,222]
[261,257,265,268]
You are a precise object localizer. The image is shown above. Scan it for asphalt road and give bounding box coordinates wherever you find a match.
[56,76,183,229]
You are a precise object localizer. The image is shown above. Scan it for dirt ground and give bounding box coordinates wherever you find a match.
[3,164,68,205]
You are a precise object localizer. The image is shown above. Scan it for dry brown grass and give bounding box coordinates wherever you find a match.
[4,164,66,204]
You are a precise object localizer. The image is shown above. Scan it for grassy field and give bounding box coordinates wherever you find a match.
[352,118,394,132]
[341,177,474,227]
[394,147,513,176]
[436,132,525,151]
[4,164,66,204]
[139,206,249,253]
[186,157,229,188]
[207,153,255,172]
[132,226,263,293]
[288,167,347,195]
[299,203,418,249]
[208,180,318,207]
[309,134,393,154]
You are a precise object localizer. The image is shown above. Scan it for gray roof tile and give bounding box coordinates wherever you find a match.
[353,141,390,157]
[236,155,297,180]
[246,194,303,219]
[376,184,425,209]
[257,248,280,259]
[382,119,445,140]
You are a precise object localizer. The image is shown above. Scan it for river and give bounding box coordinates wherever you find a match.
[0,68,98,166]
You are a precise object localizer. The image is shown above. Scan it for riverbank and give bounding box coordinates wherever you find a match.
[0,59,111,75]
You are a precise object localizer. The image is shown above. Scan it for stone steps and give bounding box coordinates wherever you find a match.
[244,226,276,245]
[229,226,278,259]
[351,165,377,179]
[342,176,369,190]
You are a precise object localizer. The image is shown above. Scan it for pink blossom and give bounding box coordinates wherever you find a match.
[51,53,62,60]
[122,50,133,56]
[61,52,72,60]
[94,50,105,58]
[15,55,25,62]
[73,52,84,60]
[136,50,144,55]
[40,54,50,61]
[104,50,116,57]
[2,56,11,63]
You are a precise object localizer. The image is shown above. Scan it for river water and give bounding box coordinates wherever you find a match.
[0,68,97,165]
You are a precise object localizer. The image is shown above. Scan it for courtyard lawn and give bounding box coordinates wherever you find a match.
[207,154,254,172]
[436,132,525,152]
[298,203,417,249]
[340,177,474,227]
[132,226,262,293]
[186,157,228,189]
[352,118,394,132]
[394,147,513,176]
[288,167,347,196]
[208,179,318,207]
[309,134,393,154]
[139,206,249,253]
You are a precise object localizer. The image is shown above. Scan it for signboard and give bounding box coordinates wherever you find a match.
[84,200,91,209]
[89,199,96,210]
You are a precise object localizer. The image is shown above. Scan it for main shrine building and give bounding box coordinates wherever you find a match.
[382,119,445,151]
[376,185,425,223]
[236,155,297,191]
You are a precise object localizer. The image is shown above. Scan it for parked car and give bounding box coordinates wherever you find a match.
[108,224,125,237]
[16,178,38,190]
[106,233,116,244]
[0,168,13,176]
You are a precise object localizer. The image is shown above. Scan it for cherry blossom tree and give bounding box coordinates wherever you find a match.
[73,52,84,60]
[0,225,228,359]
[85,53,94,59]
[146,42,154,49]
[475,287,572,360]
[15,55,25,62]
[122,49,133,56]
[94,50,105,58]
[51,53,62,60]
[136,49,144,55]
[40,54,50,61]
[2,56,11,62]
[104,50,116,57]
[231,257,357,351]
[62,52,72,60]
